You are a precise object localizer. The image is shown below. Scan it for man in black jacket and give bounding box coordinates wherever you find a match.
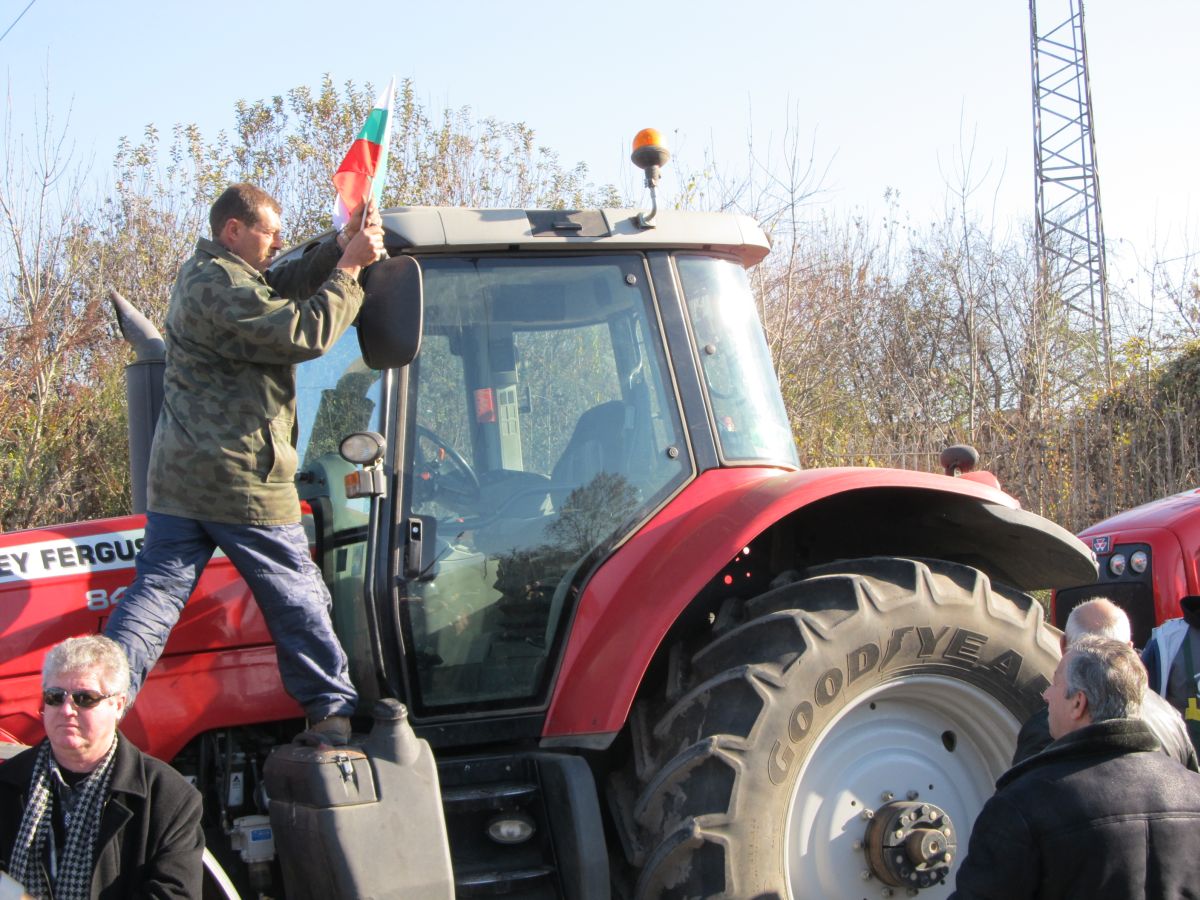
[0,636,202,899]
[1012,597,1197,770]
[951,636,1200,899]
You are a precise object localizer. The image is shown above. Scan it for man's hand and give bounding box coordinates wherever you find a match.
[336,223,385,277]
[336,198,383,250]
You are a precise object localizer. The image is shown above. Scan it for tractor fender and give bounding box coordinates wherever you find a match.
[542,465,1096,740]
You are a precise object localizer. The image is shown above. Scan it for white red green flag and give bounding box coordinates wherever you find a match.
[332,77,395,228]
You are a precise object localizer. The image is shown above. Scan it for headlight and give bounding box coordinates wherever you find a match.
[1109,553,1127,577]
[339,431,386,465]
[1130,550,1148,574]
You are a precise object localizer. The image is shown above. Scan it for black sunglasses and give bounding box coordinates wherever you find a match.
[42,688,117,709]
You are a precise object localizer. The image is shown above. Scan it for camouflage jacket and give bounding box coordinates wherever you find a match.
[147,236,364,525]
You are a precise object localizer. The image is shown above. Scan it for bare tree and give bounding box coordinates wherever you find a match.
[0,80,129,530]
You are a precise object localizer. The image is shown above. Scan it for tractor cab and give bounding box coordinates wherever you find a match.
[295,212,799,735]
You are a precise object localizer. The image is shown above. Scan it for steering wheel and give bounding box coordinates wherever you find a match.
[415,425,481,506]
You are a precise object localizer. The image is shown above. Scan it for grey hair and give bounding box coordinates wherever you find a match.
[1064,597,1132,645]
[1063,635,1146,722]
[43,635,132,699]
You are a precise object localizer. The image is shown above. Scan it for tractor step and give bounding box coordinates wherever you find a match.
[436,751,609,899]
[455,865,555,895]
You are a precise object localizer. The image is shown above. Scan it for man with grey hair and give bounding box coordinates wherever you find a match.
[1012,597,1197,769]
[951,636,1200,898]
[0,636,203,899]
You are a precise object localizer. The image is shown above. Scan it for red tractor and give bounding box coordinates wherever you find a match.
[1054,488,1200,647]
[0,138,1095,898]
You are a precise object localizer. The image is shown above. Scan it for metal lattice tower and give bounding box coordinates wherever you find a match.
[1029,0,1111,384]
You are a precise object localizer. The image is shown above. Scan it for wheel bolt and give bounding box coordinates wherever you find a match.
[861,809,874,820]
[861,869,871,880]
[907,790,920,800]
[881,791,894,801]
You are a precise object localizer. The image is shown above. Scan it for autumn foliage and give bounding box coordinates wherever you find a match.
[2,76,1197,534]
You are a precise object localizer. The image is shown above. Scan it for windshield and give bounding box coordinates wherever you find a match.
[402,255,690,713]
[676,256,799,466]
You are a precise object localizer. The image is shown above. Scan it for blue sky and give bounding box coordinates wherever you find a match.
[2,0,1197,285]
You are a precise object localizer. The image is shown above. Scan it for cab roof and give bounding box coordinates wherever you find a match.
[366,207,772,268]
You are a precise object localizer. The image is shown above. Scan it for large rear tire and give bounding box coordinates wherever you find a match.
[612,557,1059,899]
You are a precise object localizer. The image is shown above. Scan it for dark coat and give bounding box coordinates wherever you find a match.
[0,735,203,899]
[951,718,1200,899]
[1013,691,1200,771]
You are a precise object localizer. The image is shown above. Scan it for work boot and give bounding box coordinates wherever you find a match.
[294,715,352,748]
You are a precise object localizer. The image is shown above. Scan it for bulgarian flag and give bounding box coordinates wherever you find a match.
[332,77,395,229]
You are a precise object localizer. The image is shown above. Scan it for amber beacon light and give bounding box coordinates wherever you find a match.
[631,128,671,228]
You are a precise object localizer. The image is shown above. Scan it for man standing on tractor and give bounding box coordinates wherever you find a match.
[105,183,384,748]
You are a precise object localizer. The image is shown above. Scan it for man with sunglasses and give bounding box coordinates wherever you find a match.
[104,182,385,748]
[0,635,203,899]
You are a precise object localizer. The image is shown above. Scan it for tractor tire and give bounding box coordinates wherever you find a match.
[613,557,1059,899]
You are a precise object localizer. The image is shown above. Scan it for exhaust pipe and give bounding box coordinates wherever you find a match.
[109,290,164,515]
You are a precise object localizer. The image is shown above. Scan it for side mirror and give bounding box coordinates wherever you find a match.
[358,255,423,369]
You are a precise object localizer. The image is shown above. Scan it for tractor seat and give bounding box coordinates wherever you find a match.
[551,401,634,487]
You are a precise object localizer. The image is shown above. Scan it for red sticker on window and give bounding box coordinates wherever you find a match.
[474,388,496,423]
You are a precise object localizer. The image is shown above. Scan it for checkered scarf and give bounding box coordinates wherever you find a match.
[8,736,119,900]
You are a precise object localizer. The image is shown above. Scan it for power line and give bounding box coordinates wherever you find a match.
[0,0,38,45]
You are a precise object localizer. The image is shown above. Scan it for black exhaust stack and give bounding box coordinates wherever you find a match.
[109,290,164,514]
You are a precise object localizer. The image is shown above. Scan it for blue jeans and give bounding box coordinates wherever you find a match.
[105,512,358,721]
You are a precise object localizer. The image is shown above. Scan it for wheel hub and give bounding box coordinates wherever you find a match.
[863,799,957,890]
